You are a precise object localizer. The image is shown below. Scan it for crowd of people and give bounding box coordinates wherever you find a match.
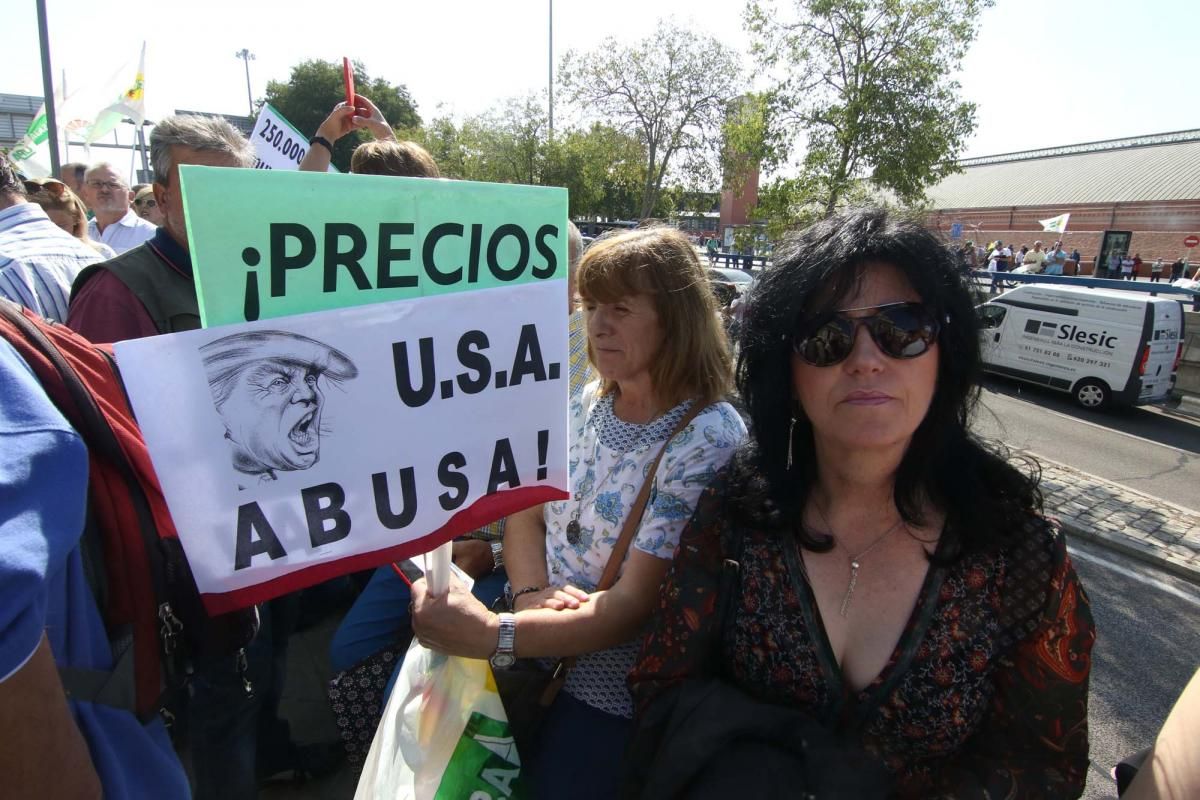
[3,95,1194,800]
[960,237,1191,287]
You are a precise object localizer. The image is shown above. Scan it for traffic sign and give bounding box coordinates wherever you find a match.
[1185,235,1199,248]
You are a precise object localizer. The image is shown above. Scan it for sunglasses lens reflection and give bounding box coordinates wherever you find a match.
[794,304,938,366]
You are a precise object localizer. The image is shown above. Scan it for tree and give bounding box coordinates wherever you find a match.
[559,20,742,220]
[745,0,989,217]
[263,59,421,171]
[543,124,649,220]
[410,101,651,221]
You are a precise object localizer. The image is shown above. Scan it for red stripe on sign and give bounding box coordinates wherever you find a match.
[198,484,568,615]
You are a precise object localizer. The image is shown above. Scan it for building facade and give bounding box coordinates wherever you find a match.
[926,130,1200,274]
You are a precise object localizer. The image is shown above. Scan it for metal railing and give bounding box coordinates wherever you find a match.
[969,270,1200,308]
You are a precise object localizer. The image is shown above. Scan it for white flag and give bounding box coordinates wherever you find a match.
[1039,213,1070,233]
[86,42,147,143]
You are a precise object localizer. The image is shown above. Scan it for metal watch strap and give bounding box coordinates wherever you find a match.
[492,612,516,666]
[490,540,504,569]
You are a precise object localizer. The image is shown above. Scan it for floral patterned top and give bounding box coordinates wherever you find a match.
[629,469,1096,798]
[543,382,747,717]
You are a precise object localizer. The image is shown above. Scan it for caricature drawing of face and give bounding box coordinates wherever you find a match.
[220,359,325,473]
[201,331,358,483]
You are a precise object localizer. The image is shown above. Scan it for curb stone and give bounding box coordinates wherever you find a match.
[1029,452,1200,585]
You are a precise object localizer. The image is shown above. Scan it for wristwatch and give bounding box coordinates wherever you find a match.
[490,540,504,570]
[489,612,516,669]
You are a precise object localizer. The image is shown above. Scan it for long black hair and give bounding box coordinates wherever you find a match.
[732,207,1040,560]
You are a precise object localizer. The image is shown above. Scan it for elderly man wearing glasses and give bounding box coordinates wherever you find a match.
[0,156,102,323]
[81,163,155,254]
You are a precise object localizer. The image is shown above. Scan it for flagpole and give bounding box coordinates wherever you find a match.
[35,0,61,176]
[136,122,150,181]
[129,126,136,179]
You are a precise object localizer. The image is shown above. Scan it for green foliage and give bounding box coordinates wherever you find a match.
[721,92,778,194]
[744,0,989,224]
[559,20,743,219]
[543,124,649,220]
[410,100,651,221]
[263,59,420,171]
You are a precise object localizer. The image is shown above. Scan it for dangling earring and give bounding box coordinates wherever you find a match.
[786,415,796,471]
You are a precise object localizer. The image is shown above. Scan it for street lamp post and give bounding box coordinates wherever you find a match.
[235,48,255,117]
[548,0,553,139]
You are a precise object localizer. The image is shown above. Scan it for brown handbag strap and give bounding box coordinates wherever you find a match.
[541,400,707,701]
[595,400,706,592]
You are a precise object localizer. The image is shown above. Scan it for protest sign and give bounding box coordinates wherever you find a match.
[249,103,338,172]
[114,283,569,614]
[179,166,568,326]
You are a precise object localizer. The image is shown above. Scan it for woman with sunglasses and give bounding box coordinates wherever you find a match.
[627,208,1095,798]
[132,186,165,226]
[22,179,116,259]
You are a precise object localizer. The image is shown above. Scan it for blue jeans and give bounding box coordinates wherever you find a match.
[186,594,298,800]
[528,691,631,800]
[330,564,508,698]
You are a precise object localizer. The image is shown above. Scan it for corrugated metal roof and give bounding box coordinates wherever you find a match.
[928,137,1200,209]
[0,93,41,114]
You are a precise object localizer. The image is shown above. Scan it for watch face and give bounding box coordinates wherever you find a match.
[490,652,516,669]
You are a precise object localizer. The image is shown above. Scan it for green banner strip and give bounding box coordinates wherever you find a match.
[179,166,568,327]
[433,712,528,800]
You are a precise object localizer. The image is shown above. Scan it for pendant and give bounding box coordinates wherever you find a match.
[566,519,581,545]
[839,560,860,617]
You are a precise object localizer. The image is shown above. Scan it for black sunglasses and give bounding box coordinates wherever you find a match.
[793,302,942,367]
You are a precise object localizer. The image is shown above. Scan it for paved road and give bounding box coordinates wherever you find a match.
[973,377,1200,510]
[1069,537,1200,800]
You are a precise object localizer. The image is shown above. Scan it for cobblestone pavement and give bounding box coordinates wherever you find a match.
[1036,453,1200,584]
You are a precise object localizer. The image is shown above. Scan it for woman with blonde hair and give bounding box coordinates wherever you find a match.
[412,225,747,798]
[22,178,115,258]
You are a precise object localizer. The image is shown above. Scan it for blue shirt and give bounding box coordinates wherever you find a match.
[0,203,102,323]
[0,339,190,798]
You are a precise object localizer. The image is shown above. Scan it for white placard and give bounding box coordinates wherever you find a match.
[115,281,567,613]
[250,102,338,172]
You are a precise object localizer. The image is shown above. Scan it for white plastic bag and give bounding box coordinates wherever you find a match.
[355,542,527,800]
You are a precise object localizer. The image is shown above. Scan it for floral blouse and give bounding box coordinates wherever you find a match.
[629,470,1096,798]
[543,382,747,717]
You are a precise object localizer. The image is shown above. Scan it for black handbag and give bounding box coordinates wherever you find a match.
[494,402,705,757]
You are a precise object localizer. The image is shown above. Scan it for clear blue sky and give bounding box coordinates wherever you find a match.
[7,0,1198,165]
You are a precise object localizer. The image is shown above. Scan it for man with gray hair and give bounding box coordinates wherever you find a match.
[82,161,155,254]
[68,115,254,343]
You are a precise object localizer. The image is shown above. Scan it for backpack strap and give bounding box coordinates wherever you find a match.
[0,301,173,718]
[58,627,136,711]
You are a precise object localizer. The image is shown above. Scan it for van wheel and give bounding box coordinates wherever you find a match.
[1073,379,1110,409]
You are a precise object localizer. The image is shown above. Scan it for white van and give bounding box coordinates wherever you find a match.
[975,284,1184,408]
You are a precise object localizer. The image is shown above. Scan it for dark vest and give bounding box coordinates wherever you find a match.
[72,242,199,334]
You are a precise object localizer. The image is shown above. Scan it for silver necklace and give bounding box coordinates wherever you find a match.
[812,504,905,617]
[566,447,631,545]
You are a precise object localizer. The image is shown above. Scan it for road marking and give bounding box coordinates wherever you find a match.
[981,389,1190,454]
[1068,545,1200,607]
